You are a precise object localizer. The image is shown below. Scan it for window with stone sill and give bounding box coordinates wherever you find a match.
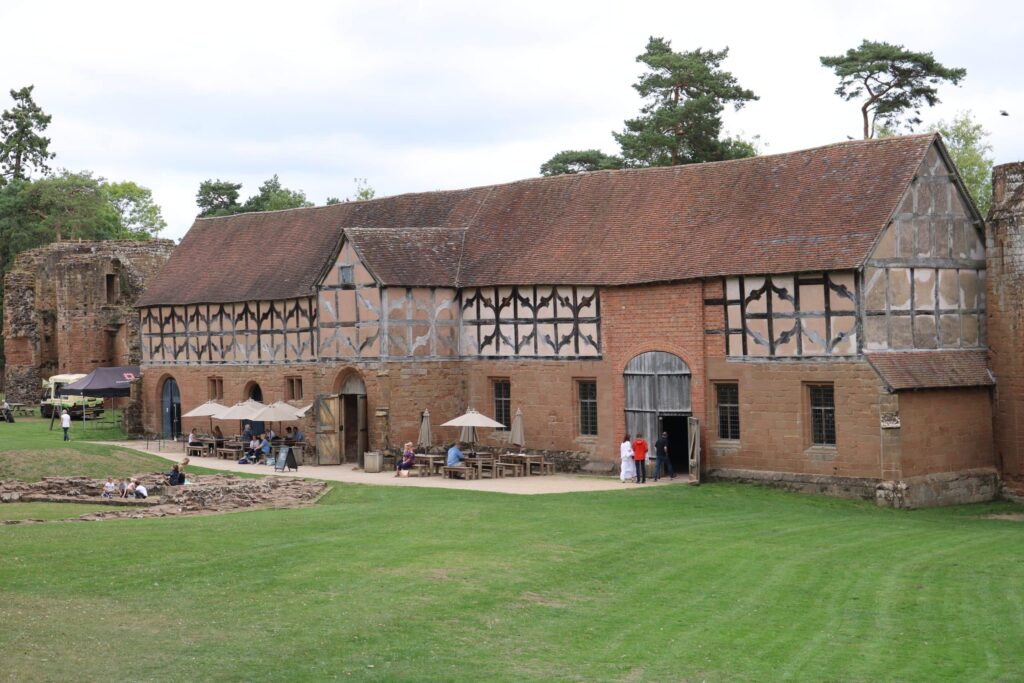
[808,384,836,446]
[577,379,598,436]
[492,378,510,431]
[286,377,304,401]
[715,383,740,440]
[207,377,224,400]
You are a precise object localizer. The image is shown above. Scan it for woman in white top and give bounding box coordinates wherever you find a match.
[619,435,636,483]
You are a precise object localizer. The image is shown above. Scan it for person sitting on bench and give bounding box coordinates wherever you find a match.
[446,441,466,478]
[396,442,416,477]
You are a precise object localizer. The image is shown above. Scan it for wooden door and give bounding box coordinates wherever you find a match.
[687,416,701,482]
[315,394,341,465]
[357,394,368,464]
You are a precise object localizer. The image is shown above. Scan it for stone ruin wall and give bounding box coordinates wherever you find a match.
[987,162,1024,483]
[2,240,175,408]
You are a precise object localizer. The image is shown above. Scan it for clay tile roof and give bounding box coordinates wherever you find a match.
[137,134,936,305]
[866,350,993,391]
[345,227,466,287]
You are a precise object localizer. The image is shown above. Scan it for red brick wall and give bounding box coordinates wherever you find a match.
[897,388,995,476]
[601,281,712,460]
[705,358,886,479]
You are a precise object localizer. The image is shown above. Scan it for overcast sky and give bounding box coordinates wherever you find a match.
[2,0,1022,241]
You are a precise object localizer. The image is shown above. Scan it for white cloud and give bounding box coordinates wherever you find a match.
[1,0,1021,240]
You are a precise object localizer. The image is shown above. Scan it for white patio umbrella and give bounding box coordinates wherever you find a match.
[510,407,525,447]
[417,409,433,448]
[296,403,314,417]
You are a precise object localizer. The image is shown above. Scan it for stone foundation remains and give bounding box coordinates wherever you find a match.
[0,474,327,523]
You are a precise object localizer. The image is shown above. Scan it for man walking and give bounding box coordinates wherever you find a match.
[60,409,71,441]
[653,431,675,481]
[633,432,648,484]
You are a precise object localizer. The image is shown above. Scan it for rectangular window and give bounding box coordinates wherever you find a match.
[338,265,354,284]
[578,380,598,436]
[286,377,304,401]
[809,384,836,445]
[207,377,224,400]
[716,383,740,440]
[493,379,510,431]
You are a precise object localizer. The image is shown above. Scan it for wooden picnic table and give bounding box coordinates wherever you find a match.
[414,453,447,476]
[7,402,33,417]
[500,453,548,475]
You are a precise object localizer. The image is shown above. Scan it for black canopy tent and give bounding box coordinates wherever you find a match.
[57,366,139,397]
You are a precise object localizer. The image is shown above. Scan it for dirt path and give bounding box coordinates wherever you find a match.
[99,441,692,495]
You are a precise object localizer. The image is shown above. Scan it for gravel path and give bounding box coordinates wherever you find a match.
[100,441,692,495]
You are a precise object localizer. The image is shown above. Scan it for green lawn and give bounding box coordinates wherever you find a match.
[0,414,223,481]
[1,435,1023,681]
[0,502,116,522]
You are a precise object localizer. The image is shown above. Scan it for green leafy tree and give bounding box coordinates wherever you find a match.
[325,196,342,205]
[103,181,167,238]
[820,40,966,139]
[196,179,242,217]
[539,150,624,176]
[351,177,376,201]
[930,111,993,216]
[22,171,120,242]
[0,85,55,182]
[613,37,758,167]
[240,174,313,212]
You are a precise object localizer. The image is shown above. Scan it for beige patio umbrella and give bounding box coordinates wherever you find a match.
[441,409,506,449]
[417,409,433,448]
[254,401,303,422]
[214,399,266,421]
[295,403,314,417]
[182,400,228,432]
[510,407,525,447]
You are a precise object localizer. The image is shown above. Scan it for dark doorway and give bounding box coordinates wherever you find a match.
[245,384,265,437]
[660,414,689,474]
[161,378,181,439]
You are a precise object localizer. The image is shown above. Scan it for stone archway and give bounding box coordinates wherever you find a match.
[317,370,368,466]
[160,376,181,438]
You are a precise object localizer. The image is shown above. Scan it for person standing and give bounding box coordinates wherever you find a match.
[653,431,674,481]
[633,433,648,484]
[60,409,71,441]
[619,435,635,483]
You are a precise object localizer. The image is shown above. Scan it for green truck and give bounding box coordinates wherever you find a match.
[40,374,104,419]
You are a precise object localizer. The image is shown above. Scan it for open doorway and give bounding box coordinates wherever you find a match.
[660,414,689,474]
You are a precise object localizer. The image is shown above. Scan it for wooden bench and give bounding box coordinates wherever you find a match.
[443,466,479,480]
[186,445,206,458]
[496,461,524,477]
[413,462,433,477]
[217,447,243,460]
[529,460,556,476]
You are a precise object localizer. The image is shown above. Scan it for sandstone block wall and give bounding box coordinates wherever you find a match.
[3,240,175,403]
[987,162,1024,482]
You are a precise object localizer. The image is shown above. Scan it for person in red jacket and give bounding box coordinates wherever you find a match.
[633,433,648,484]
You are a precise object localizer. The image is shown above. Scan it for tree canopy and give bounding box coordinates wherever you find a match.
[541,37,758,175]
[103,181,167,238]
[196,175,313,216]
[539,150,624,176]
[820,40,966,139]
[931,111,993,217]
[613,38,758,167]
[0,85,55,183]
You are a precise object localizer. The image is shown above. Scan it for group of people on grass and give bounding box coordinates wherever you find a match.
[620,432,675,484]
[101,476,150,499]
